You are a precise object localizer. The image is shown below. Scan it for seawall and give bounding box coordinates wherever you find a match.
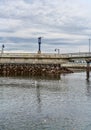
[0,63,72,77]
[0,53,72,77]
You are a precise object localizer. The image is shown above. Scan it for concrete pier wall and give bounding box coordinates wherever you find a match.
[0,58,65,64]
[0,53,67,64]
[0,53,71,77]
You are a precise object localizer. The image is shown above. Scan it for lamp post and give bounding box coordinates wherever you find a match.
[1,44,5,54]
[89,39,91,55]
[38,37,42,54]
[55,48,60,54]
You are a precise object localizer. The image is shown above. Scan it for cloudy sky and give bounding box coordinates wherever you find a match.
[0,0,91,53]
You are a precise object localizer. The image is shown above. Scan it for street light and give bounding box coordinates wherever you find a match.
[1,44,5,54]
[55,48,60,54]
[89,39,91,54]
[38,37,42,54]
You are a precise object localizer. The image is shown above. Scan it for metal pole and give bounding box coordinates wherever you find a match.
[55,48,60,54]
[38,37,41,54]
[1,44,4,54]
[58,49,60,54]
[86,61,90,81]
[89,39,91,54]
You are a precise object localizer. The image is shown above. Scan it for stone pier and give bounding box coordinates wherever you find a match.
[0,53,71,77]
[0,63,72,77]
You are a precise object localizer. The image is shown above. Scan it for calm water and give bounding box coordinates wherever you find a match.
[0,72,91,130]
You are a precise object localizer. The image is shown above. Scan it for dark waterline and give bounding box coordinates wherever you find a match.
[0,72,91,130]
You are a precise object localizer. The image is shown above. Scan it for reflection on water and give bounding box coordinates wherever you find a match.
[86,79,91,97]
[36,84,41,113]
[0,72,91,130]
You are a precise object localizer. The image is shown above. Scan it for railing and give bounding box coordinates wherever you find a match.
[0,53,62,58]
[0,52,91,59]
[61,52,91,58]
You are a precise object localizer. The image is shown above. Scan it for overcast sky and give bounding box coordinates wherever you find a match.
[0,0,91,53]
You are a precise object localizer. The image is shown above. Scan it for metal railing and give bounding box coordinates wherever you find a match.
[61,52,91,58]
[0,52,91,59]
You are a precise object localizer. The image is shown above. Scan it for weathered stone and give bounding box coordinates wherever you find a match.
[0,63,73,77]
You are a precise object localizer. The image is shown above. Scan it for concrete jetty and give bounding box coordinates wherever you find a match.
[0,53,72,77]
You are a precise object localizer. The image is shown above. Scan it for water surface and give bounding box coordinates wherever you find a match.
[0,72,91,130]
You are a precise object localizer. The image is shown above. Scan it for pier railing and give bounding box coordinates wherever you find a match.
[0,52,91,59]
[0,53,64,58]
[60,52,91,58]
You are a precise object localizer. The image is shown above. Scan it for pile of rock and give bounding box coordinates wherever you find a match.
[0,63,73,77]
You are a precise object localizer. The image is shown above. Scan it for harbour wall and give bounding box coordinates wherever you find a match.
[0,53,71,77]
[0,63,72,77]
[0,53,67,64]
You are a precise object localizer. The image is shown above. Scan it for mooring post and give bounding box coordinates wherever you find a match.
[86,61,90,80]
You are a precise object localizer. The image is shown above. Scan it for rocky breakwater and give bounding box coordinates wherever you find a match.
[0,63,73,77]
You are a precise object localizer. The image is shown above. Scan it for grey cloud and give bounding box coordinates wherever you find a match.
[0,0,90,52]
[0,29,14,33]
[0,37,37,44]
